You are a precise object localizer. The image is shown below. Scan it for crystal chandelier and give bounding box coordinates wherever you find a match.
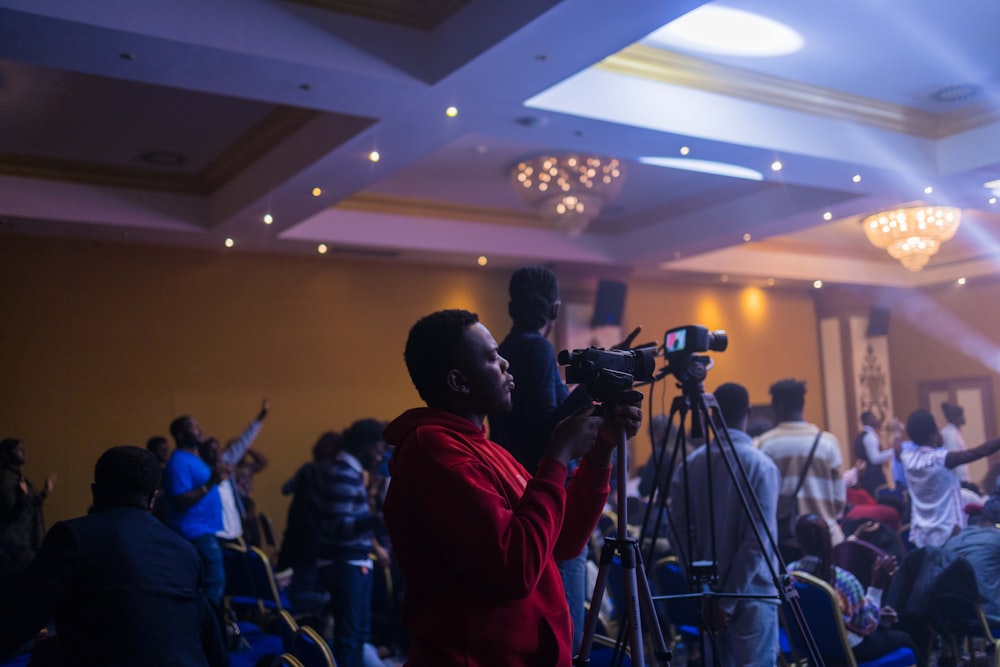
[861,205,961,271]
[510,154,626,235]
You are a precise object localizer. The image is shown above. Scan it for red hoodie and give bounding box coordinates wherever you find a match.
[383,407,611,667]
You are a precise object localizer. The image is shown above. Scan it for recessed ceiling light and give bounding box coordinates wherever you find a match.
[368,151,380,163]
[477,255,488,266]
[263,214,273,225]
[957,277,967,285]
[767,278,775,286]
[990,197,997,205]
[770,161,782,172]
[852,174,862,183]
[813,280,823,289]
[646,6,804,57]
[318,244,328,254]
[742,233,751,242]
[679,146,690,156]
[224,238,234,248]
[924,186,933,194]
[311,187,322,197]
[445,106,459,117]
[823,211,833,221]
[639,157,763,181]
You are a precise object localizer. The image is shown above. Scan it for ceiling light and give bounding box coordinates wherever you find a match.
[721,274,729,283]
[312,187,322,197]
[318,244,328,254]
[224,238,234,248]
[823,211,833,221]
[813,280,823,289]
[770,161,782,172]
[862,205,961,271]
[991,197,997,205]
[477,255,488,266]
[852,174,862,183]
[368,151,380,163]
[679,146,690,156]
[511,154,626,235]
[639,157,763,181]
[958,277,967,285]
[445,106,459,117]
[742,233,751,242]
[767,278,775,286]
[646,6,803,57]
[924,186,933,194]
[263,214,273,225]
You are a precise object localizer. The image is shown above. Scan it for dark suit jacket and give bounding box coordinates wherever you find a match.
[0,505,222,666]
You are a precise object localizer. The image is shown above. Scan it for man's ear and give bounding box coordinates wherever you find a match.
[446,369,470,394]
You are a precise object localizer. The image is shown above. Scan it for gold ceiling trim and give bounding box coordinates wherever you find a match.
[596,45,978,139]
[338,193,542,227]
[0,154,208,195]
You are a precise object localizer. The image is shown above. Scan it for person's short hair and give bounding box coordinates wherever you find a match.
[713,382,750,428]
[93,446,162,508]
[169,416,192,443]
[342,418,384,457]
[769,379,806,413]
[861,410,876,423]
[983,495,1000,524]
[404,309,480,404]
[146,435,168,452]
[312,431,341,462]
[0,438,21,463]
[508,266,559,329]
[906,409,939,446]
[942,402,964,423]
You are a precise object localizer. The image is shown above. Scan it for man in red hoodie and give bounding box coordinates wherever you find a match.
[383,309,641,667]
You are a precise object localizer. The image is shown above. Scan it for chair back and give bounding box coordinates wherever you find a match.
[650,556,702,640]
[259,512,278,549]
[785,570,917,667]
[272,655,305,667]
[293,625,335,667]
[223,542,261,611]
[276,609,299,652]
[832,538,886,588]
[245,545,289,611]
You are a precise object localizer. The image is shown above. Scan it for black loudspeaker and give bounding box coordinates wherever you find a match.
[591,280,627,327]
[866,306,891,336]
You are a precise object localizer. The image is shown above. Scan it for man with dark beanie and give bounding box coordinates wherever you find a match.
[489,266,595,653]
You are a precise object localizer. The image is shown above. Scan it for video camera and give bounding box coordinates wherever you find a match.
[558,345,657,402]
[660,325,728,387]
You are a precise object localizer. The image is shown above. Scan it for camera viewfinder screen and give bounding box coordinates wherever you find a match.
[666,329,686,353]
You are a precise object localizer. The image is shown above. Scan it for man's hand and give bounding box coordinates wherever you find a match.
[544,405,603,467]
[256,397,269,422]
[43,473,56,497]
[871,554,898,589]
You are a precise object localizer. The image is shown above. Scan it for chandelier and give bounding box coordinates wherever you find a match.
[861,205,961,271]
[511,154,626,235]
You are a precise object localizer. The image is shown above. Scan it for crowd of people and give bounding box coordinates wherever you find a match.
[2,264,1000,667]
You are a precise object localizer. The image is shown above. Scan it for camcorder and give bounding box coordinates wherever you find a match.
[661,325,728,386]
[558,345,657,403]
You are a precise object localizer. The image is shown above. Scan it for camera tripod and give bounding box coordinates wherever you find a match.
[636,357,823,667]
[575,401,672,667]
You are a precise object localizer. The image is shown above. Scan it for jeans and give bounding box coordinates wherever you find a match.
[190,533,225,607]
[320,561,372,667]
[558,546,588,653]
[704,599,778,667]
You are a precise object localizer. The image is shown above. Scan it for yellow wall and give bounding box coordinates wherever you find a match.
[888,279,1000,425]
[1,236,827,538]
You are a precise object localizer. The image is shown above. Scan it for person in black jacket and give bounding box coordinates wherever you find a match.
[0,446,226,666]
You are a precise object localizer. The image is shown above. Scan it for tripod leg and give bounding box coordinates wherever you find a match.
[619,540,647,667]
[631,542,671,665]
[575,540,616,666]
